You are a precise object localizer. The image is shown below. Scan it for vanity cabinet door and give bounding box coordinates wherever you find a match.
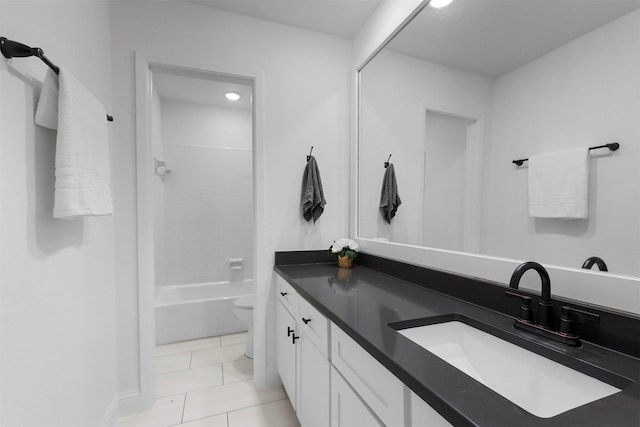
[331,366,384,427]
[296,330,330,427]
[276,300,297,409]
[331,323,406,426]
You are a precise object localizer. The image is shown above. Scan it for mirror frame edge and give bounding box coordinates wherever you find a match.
[351,0,640,315]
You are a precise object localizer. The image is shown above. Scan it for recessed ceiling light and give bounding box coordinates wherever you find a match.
[429,0,454,8]
[225,92,241,101]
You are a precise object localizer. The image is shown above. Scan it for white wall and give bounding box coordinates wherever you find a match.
[161,100,253,286]
[161,100,252,150]
[486,10,640,276]
[110,1,351,411]
[0,1,118,426]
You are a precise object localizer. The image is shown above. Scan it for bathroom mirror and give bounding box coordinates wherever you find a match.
[358,0,640,277]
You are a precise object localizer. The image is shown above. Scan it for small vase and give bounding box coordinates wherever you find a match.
[337,255,354,269]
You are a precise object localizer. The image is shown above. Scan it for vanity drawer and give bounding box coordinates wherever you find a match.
[276,274,297,315]
[330,323,406,426]
[298,294,330,358]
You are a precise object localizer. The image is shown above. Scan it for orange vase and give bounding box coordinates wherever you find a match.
[337,255,354,269]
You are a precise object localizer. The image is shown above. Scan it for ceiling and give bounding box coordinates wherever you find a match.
[184,0,383,38]
[153,70,253,109]
[386,0,640,78]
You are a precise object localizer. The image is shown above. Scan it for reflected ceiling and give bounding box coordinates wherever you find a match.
[387,0,640,77]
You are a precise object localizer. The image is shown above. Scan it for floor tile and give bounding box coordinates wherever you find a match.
[228,399,300,427]
[182,380,286,422]
[156,337,220,357]
[222,359,253,384]
[179,413,228,427]
[117,394,185,427]
[220,332,247,347]
[190,343,246,369]
[156,352,192,375]
[157,365,223,397]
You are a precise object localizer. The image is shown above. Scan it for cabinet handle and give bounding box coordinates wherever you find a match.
[280,292,288,296]
[301,317,311,324]
[292,334,300,344]
[287,326,294,337]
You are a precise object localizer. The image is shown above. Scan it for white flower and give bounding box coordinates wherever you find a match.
[331,238,350,253]
[330,238,359,253]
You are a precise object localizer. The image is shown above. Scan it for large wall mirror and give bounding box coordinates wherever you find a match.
[358,0,640,280]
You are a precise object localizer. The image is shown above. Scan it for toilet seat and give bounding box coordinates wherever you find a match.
[233,295,254,310]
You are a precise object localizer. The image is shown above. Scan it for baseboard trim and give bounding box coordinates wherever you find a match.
[117,389,142,418]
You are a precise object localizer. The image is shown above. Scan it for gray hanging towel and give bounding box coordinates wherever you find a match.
[380,163,401,224]
[301,155,326,223]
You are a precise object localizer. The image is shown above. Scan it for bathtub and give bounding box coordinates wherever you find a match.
[155,279,254,345]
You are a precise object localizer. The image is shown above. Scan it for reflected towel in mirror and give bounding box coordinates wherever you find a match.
[528,147,589,219]
[380,163,401,223]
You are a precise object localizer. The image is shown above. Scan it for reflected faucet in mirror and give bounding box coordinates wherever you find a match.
[582,256,608,272]
[506,261,599,346]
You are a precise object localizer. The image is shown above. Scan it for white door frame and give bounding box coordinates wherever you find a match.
[134,52,266,409]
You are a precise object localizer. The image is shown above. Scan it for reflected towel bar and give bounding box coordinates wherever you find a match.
[0,36,114,122]
[512,143,619,166]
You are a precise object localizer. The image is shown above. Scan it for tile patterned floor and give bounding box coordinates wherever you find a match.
[117,333,299,427]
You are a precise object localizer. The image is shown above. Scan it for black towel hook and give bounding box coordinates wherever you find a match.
[384,154,392,168]
[306,146,314,161]
[1,36,114,122]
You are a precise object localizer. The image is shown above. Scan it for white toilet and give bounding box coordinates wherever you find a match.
[232,295,254,358]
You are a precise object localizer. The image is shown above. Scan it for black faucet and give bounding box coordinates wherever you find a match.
[509,261,554,329]
[582,256,608,272]
[506,261,599,346]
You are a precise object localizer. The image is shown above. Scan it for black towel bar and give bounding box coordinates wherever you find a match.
[1,36,114,122]
[512,142,619,166]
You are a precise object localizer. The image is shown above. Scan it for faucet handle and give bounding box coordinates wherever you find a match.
[505,290,534,323]
[559,306,600,336]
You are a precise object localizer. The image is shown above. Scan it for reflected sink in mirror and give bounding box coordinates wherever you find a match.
[394,316,622,418]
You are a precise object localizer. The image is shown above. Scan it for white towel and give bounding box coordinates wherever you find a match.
[35,68,113,218]
[528,147,589,219]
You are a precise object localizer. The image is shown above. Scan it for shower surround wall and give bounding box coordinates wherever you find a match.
[158,99,253,287]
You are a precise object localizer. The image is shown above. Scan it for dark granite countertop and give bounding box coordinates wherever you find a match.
[274,255,640,427]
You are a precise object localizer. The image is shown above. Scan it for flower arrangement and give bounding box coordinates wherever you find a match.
[329,238,359,268]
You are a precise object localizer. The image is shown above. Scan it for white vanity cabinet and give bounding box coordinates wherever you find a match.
[276,275,330,427]
[275,273,451,427]
[410,391,452,427]
[276,297,297,408]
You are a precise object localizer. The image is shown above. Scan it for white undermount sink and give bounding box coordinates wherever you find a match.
[398,320,621,418]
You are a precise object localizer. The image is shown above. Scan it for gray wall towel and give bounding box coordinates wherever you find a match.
[301,155,326,223]
[380,163,401,224]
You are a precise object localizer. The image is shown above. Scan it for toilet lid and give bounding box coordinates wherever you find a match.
[234,295,254,309]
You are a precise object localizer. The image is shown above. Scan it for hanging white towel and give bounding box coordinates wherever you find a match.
[35,68,113,218]
[35,70,59,130]
[528,147,589,219]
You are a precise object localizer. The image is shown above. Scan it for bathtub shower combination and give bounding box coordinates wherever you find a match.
[156,279,254,345]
